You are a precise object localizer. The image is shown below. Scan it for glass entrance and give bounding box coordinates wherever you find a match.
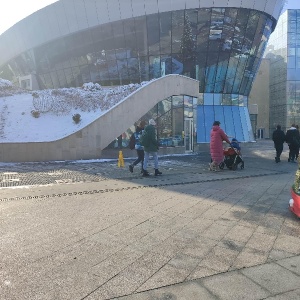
[184,118,194,152]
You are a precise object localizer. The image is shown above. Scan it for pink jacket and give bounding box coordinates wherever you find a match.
[210,125,231,163]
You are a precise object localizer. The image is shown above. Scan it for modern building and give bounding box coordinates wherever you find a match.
[264,8,300,134]
[0,0,285,161]
[248,58,270,139]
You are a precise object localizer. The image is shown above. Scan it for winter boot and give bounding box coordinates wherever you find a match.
[142,170,150,177]
[155,169,162,176]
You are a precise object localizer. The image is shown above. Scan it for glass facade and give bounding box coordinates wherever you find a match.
[266,10,300,132]
[1,8,274,96]
[0,6,277,145]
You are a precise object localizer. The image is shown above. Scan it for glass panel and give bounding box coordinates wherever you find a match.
[223,106,235,138]
[147,14,160,55]
[149,56,161,79]
[196,8,210,52]
[135,16,147,56]
[213,106,226,127]
[160,12,172,54]
[204,93,214,105]
[184,96,193,117]
[197,105,206,142]
[172,10,184,53]
[204,105,215,142]
[240,107,251,141]
[232,106,244,141]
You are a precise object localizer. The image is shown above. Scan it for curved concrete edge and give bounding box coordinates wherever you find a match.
[0,75,200,162]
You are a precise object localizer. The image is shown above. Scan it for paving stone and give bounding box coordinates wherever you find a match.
[201,271,271,300]
[276,255,300,276]
[264,289,300,300]
[241,262,300,294]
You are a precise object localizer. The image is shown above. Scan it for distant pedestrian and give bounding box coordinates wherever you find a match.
[209,121,231,171]
[272,124,286,163]
[285,124,300,163]
[141,119,162,177]
[129,120,147,174]
[296,125,300,160]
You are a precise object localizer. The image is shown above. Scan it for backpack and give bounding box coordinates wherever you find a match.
[140,130,149,147]
[129,133,136,150]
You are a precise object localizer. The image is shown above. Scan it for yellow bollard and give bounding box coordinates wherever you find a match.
[118,150,125,167]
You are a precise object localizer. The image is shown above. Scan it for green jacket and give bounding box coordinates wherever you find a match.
[143,124,159,152]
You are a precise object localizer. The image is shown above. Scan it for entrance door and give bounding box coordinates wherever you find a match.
[184,118,194,152]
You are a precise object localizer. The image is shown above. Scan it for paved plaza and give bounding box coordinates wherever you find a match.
[0,140,299,299]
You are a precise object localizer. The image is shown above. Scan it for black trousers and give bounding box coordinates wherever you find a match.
[274,143,283,159]
[288,144,298,161]
[132,149,144,169]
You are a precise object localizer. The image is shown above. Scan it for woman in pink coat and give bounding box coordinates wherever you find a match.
[209,121,231,171]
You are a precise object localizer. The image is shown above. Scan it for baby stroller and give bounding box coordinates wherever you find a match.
[219,138,244,170]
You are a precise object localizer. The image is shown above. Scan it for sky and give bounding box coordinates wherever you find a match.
[284,0,300,10]
[0,0,58,35]
[0,0,299,35]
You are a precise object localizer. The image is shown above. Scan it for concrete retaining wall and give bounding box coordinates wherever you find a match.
[0,75,199,162]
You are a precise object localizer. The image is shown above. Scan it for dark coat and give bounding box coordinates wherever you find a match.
[286,127,300,147]
[143,124,159,152]
[272,129,285,145]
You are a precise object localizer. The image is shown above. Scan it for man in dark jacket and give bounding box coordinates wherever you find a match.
[141,119,162,177]
[285,124,300,163]
[272,125,286,163]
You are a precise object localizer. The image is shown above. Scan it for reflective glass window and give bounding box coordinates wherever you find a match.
[127,57,140,82]
[64,68,75,87]
[172,10,184,53]
[159,12,172,54]
[205,52,218,92]
[147,14,160,55]
[43,73,53,89]
[172,96,184,137]
[213,105,225,126]
[197,105,206,142]
[213,94,222,105]
[196,9,210,52]
[204,93,213,105]
[223,106,235,137]
[240,107,251,141]
[149,56,161,79]
[50,71,59,88]
[139,56,150,81]
[184,96,193,117]
[57,69,67,88]
[204,105,214,141]
[135,16,147,56]
[112,20,125,50]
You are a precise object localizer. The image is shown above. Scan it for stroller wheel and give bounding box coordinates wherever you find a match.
[231,164,237,171]
[219,162,225,169]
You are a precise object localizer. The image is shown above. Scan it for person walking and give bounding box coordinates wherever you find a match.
[129,120,147,173]
[141,119,162,177]
[296,125,300,160]
[285,124,300,163]
[272,124,286,163]
[209,121,231,171]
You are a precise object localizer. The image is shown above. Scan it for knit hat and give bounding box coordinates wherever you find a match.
[149,119,156,126]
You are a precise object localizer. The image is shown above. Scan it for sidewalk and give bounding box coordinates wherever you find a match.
[0,140,299,300]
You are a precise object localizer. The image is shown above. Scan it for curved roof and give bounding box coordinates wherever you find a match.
[0,0,285,67]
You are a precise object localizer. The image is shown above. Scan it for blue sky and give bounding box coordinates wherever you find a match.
[285,0,300,10]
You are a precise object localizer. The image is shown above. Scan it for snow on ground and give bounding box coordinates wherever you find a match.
[0,79,146,143]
